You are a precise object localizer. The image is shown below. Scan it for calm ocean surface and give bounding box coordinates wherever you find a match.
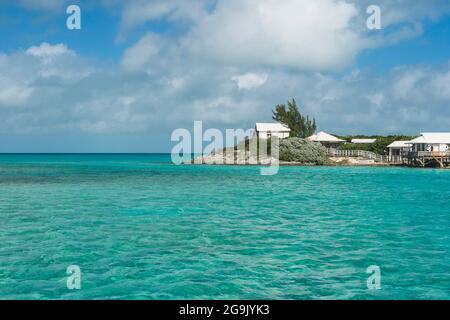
[0,154,448,300]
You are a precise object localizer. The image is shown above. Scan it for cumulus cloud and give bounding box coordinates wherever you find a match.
[367,93,385,107]
[430,69,450,100]
[307,66,450,133]
[116,0,211,41]
[392,68,426,100]
[121,34,164,73]
[184,0,361,71]
[115,0,450,74]
[24,43,93,82]
[27,42,73,58]
[231,73,268,90]
[3,0,450,151]
[2,40,450,137]
[118,1,174,41]
[0,77,33,107]
[187,96,261,125]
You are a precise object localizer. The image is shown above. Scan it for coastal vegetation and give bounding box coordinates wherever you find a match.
[337,135,416,155]
[212,136,328,165]
[272,99,316,138]
[196,98,429,166]
[279,138,329,165]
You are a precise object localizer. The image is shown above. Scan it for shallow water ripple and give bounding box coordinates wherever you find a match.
[0,155,449,299]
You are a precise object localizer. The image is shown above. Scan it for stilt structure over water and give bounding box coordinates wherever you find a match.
[328,133,450,168]
[407,133,450,168]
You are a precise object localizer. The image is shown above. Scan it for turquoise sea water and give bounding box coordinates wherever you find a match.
[0,154,448,300]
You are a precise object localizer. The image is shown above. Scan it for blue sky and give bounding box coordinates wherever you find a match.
[0,0,450,152]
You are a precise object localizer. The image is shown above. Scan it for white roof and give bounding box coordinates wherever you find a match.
[351,139,376,144]
[255,123,290,132]
[387,141,412,148]
[410,133,450,144]
[409,136,426,143]
[307,131,344,143]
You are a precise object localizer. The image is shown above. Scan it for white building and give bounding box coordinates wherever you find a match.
[409,133,450,153]
[254,123,291,139]
[307,131,345,148]
[387,141,412,159]
[351,138,376,144]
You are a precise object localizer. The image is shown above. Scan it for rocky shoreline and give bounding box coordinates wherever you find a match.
[186,153,393,167]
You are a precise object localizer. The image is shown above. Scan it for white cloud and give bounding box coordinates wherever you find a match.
[118,1,174,40]
[121,34,164,73]
[430,70,450,100]
[27,43,72,57]
[117,0,210,41]
[0,77,33,107]
[168,76,186,90]
[188,96,261,125]
[231,73,268,90]
[119,0,366,74]
[2,40,450,139]
[368,93,384,107]
[3,1,450,147]
[116,0,450,74]
[24,43,93,81]
[392,68,425,100]
[184,0,361,71]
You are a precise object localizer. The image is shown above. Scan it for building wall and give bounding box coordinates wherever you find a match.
[257,131,290,139]
[439,144,449,152]
[413,143,449,152]
[323,142,343,149]
[389,147,411,156]
[389,147,400,157]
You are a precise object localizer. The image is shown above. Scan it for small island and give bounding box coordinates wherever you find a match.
[192,99,450,168]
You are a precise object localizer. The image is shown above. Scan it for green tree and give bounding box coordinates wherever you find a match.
[272,99,317,138]
[279,138,329,165]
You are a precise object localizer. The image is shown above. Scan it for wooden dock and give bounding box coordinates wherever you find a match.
[405,151,450,168]
[328,149,450,168]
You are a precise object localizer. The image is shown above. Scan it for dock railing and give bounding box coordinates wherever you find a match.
[327,148,390,163]
[418,151,450,157]
[406,151,450,157]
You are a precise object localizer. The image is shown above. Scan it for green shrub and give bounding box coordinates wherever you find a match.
[279,137,329,164]
[337,135,416,155]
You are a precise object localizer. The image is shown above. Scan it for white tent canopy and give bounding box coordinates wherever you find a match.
[307,131,344,143]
